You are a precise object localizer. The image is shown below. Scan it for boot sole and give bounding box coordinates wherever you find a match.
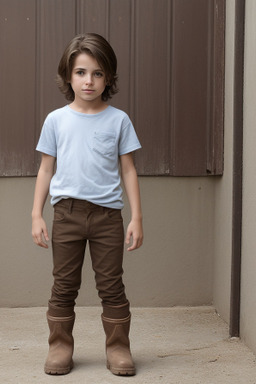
[44,360,74,375]
[107,361,136,376]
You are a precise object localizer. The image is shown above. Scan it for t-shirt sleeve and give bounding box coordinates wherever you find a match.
[36,115,57,157]
[118,115,142,156]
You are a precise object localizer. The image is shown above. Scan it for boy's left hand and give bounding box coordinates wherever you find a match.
[125,219,143,251]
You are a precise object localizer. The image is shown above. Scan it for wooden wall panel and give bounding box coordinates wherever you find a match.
[77,0,108,36]
[208,0,225,175]
[35,0,77,169]
[0,0,36,175]
[171,0,210,175]
[0,0,225,177]
[134,0,172,175]
[36,0,76,125]
[108,0,133,114]
[170,0,225,176]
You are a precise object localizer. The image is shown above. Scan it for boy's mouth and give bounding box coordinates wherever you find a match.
[83,89,94,93]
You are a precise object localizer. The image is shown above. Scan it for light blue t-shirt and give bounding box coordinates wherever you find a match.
[36,105,141,209]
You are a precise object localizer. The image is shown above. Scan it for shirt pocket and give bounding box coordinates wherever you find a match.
[93,131,116,157]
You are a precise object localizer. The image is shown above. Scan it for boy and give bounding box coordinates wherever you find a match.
[32,33,143,376]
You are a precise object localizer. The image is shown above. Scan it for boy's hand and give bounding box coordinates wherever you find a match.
[32,217,49,249]
[125,219,143,251]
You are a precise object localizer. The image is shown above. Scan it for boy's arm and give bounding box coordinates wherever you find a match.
[120,153,143,251]
[32,154,56,248]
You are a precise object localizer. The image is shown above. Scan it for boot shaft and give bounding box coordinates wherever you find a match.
[102,314,131,348]
[47,313,75,346]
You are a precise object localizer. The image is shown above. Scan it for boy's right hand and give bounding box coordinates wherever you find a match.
[32,217,49,248]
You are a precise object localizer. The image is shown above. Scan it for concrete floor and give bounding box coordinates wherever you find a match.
[1,306,256,384]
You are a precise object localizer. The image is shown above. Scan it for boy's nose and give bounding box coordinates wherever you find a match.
[85,74,93,84]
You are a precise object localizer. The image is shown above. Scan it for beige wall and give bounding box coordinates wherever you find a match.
[212,0,235,323]
[212,0,256,357]
[240,0,256,355]
[0,176,215,308]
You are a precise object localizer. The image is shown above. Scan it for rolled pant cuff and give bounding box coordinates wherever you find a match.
[102,301,130,319]
[48,302,75,317]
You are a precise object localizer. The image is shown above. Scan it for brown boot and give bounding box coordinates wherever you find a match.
[101,313,136,376]
[44,312,75,375]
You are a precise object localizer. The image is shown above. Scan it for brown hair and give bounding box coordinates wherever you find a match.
[57,33,118,101]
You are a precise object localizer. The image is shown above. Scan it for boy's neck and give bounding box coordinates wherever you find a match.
[69,100,108,115]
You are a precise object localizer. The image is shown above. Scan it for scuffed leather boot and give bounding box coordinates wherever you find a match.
[44,312,75,375]
[101,313,135,376]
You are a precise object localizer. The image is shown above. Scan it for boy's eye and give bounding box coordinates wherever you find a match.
[94,71,103,78]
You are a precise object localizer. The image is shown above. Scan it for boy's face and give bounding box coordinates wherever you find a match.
[70,52,106,107]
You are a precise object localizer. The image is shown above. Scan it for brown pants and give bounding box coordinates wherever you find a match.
[48,198,128,313]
